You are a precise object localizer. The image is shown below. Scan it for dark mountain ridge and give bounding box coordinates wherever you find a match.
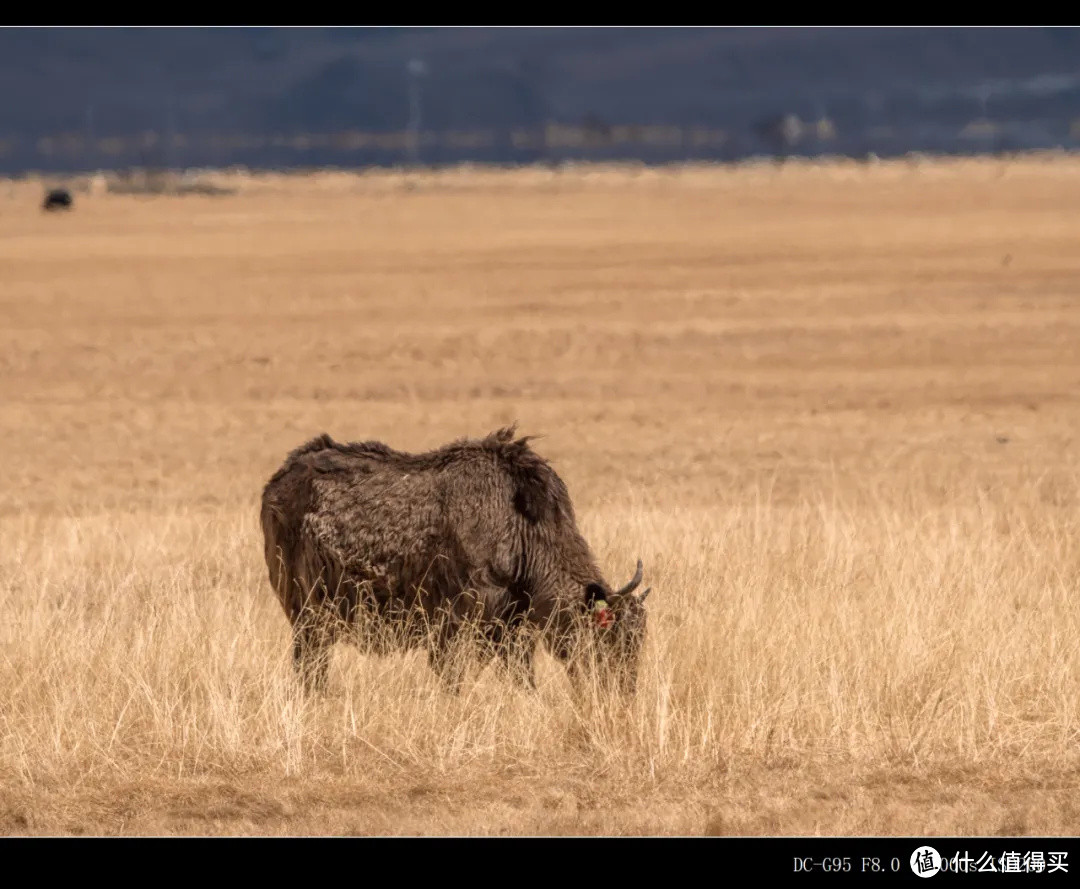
[4,27,1080,172]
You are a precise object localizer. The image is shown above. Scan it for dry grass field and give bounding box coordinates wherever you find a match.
[1,157,1079,836]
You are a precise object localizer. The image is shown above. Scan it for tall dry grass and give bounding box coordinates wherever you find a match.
[3,467,1077,821]
[2,158,1080,833]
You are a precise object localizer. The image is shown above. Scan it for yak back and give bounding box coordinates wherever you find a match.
[261,427,592,622]
[265,426,572,525]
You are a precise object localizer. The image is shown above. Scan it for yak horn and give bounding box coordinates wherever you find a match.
[616,559,644,596]
[637,587,652,604]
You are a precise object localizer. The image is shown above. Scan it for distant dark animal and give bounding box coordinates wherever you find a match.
[42,188,73,211]
[261,427,651,694]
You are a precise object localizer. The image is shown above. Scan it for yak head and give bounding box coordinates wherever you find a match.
[583,558,651,695]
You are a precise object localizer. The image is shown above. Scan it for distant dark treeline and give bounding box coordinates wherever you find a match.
[5,29,1080,174]
[6,117,1080,176]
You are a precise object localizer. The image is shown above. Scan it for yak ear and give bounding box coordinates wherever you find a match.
[512,484,547,523]
[585,583,607,606]
[511,462,558,524]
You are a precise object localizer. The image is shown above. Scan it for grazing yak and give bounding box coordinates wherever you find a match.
[260,427,650,693]
[42,188,73,211]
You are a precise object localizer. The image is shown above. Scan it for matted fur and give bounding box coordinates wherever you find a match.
[260,427,648,691]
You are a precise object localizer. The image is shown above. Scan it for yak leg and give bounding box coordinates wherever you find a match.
[546,631,592,697]
[495,629,537,690]
[292,613,332,693]
[427,621,469,694]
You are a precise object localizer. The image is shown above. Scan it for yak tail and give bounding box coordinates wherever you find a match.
[260,495,292,611]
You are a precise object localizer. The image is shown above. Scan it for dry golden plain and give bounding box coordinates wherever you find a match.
[1,157,1079,836]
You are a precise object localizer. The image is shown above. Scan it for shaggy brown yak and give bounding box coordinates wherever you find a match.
[260,427,650,692]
